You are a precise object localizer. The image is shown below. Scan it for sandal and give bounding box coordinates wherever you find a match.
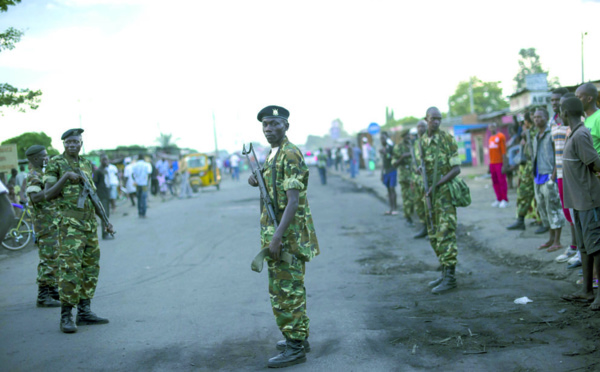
[561,293,594,303]
[547,245,564,253]
[390,211,399,215]
[537,242,552,250]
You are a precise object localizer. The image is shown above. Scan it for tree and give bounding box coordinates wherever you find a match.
[514,48,560,90]
[155,132,179,150]
[1,132,59,159]
[0,0,42,114]
[448,77,509,116]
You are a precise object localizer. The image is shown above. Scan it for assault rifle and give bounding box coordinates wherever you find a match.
[76,169,115,236]
[242,143,278,229]
[417,139,434,231]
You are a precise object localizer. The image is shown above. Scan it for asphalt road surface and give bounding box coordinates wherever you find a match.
[1,171,599,372]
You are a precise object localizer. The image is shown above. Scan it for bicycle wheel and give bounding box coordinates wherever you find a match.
[2,218,32,250]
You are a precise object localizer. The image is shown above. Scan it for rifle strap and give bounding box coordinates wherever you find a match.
[431,135,440,205]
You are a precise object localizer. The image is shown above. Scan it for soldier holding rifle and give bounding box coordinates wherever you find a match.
[420,107,462,294]
[246,105,319,368]
[412,120,429,239]
[43,128,114,334]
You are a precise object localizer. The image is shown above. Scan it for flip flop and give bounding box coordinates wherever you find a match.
[390,211,399,215]
[561,293,594,303]
[547,245,564,253]
[537,242,552,250]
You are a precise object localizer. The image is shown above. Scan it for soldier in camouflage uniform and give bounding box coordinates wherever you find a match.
[392,128,415,226]
[24,145,60,308]
[507,113,537,230]
[420,107,462,294]
[412,120,429,239]
[43,128,114,334]
[248,106,319,368]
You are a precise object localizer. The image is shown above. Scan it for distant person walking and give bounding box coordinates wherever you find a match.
[230,153,240,181]
[132,154,152,218]
[178,156,193,199]
[380,131,398,215]
[317,148,327,185]
[488,123,508,208]
[123,157,136,207]
[105,160,119,212]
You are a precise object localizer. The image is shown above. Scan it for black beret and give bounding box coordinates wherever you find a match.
[61,128,84,140]
[257,105,290,122]
[25,145,46,157]
[561,97,584,114]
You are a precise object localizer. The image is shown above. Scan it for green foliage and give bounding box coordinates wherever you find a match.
[156,132,179,149]
[514,48,560,90]
[448,77,508,116]
[0,0,42,113]
[1,132,59,159]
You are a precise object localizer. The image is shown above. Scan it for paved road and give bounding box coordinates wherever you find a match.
[0,172,598,371]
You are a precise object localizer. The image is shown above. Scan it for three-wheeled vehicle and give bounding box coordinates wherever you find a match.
[184,153,221,192]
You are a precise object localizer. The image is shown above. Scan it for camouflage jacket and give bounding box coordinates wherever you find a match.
[44,153,97,231]
[419,130,461,195]
[26,167,58,235]
[260,136,320,262]
[392,140,412,180]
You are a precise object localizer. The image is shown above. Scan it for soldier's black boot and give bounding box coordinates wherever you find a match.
[268,339,306,368]
[413,226,427,239]
[37,285,60,307]
[60,304,77,333]
[276,338,311,352]
[432,265,457,294]
[76,299,109,325]
[49,286,60,301]
[506,216,525,230]
[427,266,446,288]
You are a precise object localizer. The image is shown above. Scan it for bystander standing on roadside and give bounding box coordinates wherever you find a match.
[558,97,600,310]
[105,159,119,212]
[178,156,193,199]
[123,157,136,207]
[316,148,327,185]
[488,123,509,208]
[132,154,152,218]
[0,180,16,248]
[230,153,240,181]
[335,147,342,171]
[532,108,565,252]
[380,131,398,215]
[352,141,361,178]
[93,155,113,239]
[576,83,600,154]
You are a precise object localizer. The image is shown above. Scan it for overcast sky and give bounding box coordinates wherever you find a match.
[1,0,599,154]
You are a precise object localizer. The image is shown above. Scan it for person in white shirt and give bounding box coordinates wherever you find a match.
[105,162,119,211]
[123,158,136,207]
[132,154,152,217]
[230,153,240,181]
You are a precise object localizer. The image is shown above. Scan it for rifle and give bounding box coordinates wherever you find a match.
[76,169,115,236]
[242,143,279,229]
[418,139,434,231]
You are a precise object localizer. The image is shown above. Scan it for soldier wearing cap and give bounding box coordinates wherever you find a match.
[43,128,114,333]
[24,145,60,307]
[247,105,319,368]
[392,127,416,226]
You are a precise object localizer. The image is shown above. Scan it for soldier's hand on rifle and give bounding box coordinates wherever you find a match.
[65,171,80,182]
[269,235,283,261]
[105,223,115,235]
[248,174,259,187]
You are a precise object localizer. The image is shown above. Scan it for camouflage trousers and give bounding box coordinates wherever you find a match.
[425,187,458,267]
[58,217,100,306]
[399,180,414,220]
[516,174,535,217]
[268,259,309,341]
[534,180,565,229]
[36,225,59,287]
[413,176,426,223]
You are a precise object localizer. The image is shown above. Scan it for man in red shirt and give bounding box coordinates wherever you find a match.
[488,123,508,207]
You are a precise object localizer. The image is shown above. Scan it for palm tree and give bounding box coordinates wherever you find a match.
[156,132,178,150]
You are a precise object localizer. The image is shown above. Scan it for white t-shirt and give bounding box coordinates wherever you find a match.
[269,148,279,161]
[0,180,7,194]
[230,154,240,167]
[106,164,120,186]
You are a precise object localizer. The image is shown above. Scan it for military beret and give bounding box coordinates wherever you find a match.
[257,105,290,122]
[561,97,584,114]
[61,128,84,140]
[25,145,46,157]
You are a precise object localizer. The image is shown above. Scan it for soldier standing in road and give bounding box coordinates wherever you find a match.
[392,128,414,226]
[25,145,60,308]
[421,107,462,294]
[43,129,113,334]
[413,120,429,239]
[248,105,319,368]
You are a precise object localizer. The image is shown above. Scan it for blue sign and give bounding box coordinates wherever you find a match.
[367,122,380,135]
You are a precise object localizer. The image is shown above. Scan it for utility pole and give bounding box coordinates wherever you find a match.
[581,32,588,83]
[469,78,475,114]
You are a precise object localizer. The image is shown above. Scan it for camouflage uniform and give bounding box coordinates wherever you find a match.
[26,167,59,287]
[413,139,426,224]
[260,136,320,342]
[44,154,100,306]
[392,140,414,220]
[516,161,535,217]
[420,130,462,267]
